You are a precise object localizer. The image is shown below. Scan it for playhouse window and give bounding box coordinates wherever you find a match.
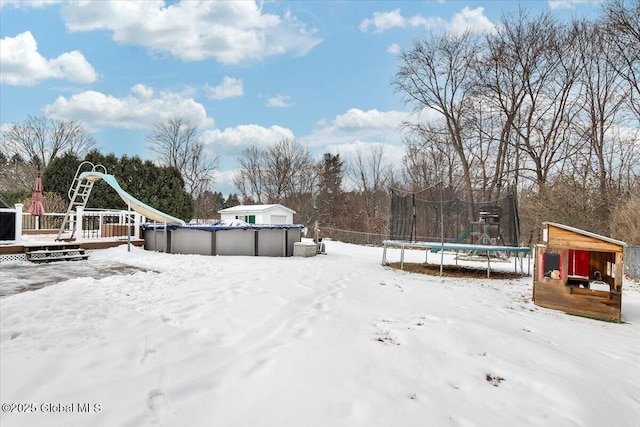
[607,261,615,278]
[543,252,562,280]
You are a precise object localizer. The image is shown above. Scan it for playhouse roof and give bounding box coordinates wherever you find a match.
[218,204,296,215]
[542,222,626,251]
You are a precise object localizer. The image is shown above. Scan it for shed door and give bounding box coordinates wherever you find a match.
[271,215,287,224]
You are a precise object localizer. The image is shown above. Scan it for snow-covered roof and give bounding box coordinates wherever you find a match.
[218,204,296,214]
[543,222,626,247]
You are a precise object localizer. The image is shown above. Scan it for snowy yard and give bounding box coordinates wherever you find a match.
[1,241,639,427]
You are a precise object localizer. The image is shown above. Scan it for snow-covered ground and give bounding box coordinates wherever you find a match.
[1,240,639,427]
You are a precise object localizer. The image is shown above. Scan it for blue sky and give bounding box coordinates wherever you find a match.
[0,0,603,195]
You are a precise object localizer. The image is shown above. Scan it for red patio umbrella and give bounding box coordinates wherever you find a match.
[28,173,45,218]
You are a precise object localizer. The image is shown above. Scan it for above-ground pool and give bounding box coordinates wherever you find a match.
[143,224,304,257]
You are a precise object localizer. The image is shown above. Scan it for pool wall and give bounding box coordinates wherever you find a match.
[143,225,302,257]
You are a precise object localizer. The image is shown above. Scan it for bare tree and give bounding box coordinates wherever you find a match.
[233,146,266,203]
[263,139,315,203]
[603,0,640,121]
[472,10,547,194]
[347,144,393,223]
[512,17,582,189]
[1,115,95,170]
[391,6,639,241]
[147,117,219,195]
[401,129,460,191]
[393,31,481,204]
[572,19,627,196]
[233,139,317,225]
[0,152,33,192]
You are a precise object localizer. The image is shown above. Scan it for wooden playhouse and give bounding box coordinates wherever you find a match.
[533,222,626,322]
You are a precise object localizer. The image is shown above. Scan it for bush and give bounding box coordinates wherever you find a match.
[610,194,640,245]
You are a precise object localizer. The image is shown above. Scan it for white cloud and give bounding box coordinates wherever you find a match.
[387,43,401,54]
[303,108,410,150]
[0,31,97,86]
[359,9,406,33]
[61,0,322,64]
[325,140,405,166]
[265,94,294,108]
[449,7,494,34]
[209,107,442,194]
[43,85,214,130]
[324,140,405,163]
[0,0,60,10]
[304,107,442,151]
[201,124,295,153]
[131,84,154,100]
[332,108,410,130]
[205,77,244,100]
[359,6,493,34]
[213,169,237,194]
[548,0,602,9]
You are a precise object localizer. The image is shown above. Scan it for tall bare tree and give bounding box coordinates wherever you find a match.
[147,117,219,195]
[572,19,627,195]
[393,31,482,209]
[233,138,317,224]
[513,16,581,189]
[603,0,640,121]
[401,129,460,191]
[472,9,546,194]
[234,146,266,203]
[347,144,393,223]
[263,139,315,203]
[1,115,95,170]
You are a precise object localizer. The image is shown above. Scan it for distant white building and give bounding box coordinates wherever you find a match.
[218,204,296,225]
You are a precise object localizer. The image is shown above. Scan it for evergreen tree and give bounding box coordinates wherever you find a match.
[43,151,194,221]
[316,153,344,226]
[224,193,241,208]
[41,152,81,202]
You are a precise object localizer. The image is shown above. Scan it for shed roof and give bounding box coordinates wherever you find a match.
[543,222,626,248]
[218,204,296,214]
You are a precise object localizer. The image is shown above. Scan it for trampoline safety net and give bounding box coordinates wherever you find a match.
[389,186,520,247]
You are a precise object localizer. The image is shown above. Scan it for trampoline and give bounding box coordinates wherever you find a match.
[382,240,532,278]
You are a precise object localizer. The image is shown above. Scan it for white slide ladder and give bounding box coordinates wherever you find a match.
[56,161,107,241]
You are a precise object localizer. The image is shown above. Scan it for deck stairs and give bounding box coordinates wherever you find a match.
[56,161,107,241]
[25,243,89,263]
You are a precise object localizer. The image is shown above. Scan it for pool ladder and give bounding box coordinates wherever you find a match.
[56,161,107,241]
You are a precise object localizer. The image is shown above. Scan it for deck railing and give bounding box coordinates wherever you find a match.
[0,203,144,243]
[20,212,65,231]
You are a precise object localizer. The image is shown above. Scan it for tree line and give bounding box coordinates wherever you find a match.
[232,1,639,244]
[392,0,640,244]
[0,116,226,221]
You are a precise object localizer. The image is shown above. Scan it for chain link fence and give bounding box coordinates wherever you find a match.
[320,227,387,247]
[625,246,640,280]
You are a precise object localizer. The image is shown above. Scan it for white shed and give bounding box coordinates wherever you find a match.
[218,204,296,225]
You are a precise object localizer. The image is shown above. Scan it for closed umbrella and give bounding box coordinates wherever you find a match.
[28,173,45,229]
